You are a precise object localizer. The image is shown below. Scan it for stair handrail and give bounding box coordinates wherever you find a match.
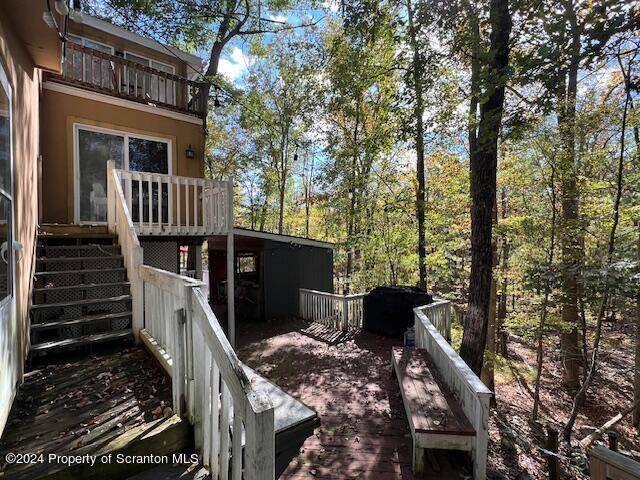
[106,160,144,342]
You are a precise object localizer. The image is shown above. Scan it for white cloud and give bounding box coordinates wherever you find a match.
[218,46,252,82]
[322,0,340,12]
[268,14,287,24]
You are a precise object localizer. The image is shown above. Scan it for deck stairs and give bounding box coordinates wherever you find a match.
[30,225,134,353]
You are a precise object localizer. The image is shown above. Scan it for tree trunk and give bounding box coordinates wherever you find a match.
[533,166,557,420]
[635,220,640,427]
[460,0,512,376]
[557,6,582,389]
[563,62,630,440]
[407,0,427,291]
[497,187,509,355]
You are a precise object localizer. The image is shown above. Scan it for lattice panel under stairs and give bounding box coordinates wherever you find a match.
[141,240,179,273]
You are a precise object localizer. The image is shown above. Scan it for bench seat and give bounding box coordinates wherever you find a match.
[391,346,476,473]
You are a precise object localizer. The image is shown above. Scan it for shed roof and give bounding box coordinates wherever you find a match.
[232,228,334,250]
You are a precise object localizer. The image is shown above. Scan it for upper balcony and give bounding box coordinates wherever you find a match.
[49,42,207,118]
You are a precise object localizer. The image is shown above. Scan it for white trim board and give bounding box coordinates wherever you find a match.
[232,228,334,250]
[43,82,204,126]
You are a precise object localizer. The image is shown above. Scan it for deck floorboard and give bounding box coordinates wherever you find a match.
[237,319,471,480]
[0,347,175,480]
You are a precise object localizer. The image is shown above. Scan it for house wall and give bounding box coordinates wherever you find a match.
[0,13,42,433]
[263,241,333,319]
[40,88,205,224]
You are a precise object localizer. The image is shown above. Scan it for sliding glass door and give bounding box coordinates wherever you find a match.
[75,125,171,223]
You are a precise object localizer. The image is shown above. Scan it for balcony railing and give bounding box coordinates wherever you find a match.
[54,42,207,118]
[109,166,231,236]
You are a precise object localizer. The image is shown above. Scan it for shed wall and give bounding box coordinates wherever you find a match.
[262,240,333,319]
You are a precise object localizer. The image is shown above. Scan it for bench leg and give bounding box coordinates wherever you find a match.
[472,446,487,480]
[413,440,425,475]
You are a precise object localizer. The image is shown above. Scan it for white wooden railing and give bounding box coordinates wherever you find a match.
[114,168,231,236]
[414,303,492,480]
[106,161,144,342]
[139,266,275,478]
[108,162,274,478]
[415,298,452,342]
[299,288,365,331]
[590,445,640,480]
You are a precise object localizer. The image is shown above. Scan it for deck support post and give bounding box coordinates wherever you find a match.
[194,243,202,280]
[226,180,235,347]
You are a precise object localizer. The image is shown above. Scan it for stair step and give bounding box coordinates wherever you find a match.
[30,329,133,352]
[36,255,124,263]
[35,267,126,277]
[31,311,132,331]
[31,294,131,311]
[33,281,131,295]
[38,244,120,253]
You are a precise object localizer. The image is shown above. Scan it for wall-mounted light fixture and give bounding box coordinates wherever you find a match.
[185,144,195,159]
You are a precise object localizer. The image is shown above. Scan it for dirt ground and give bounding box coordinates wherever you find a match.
[485,321,638,479]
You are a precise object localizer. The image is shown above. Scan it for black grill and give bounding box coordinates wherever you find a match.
[363,286,433,338]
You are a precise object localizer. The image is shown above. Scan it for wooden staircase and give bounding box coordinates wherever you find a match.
[30,226,134,354]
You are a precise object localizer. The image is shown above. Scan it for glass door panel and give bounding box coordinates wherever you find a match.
[77,129,124,222]
[128,137,169,224]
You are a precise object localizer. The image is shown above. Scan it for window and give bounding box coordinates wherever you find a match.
[124,52,176,105]
[236,254,257,274]
[0,66,12,300]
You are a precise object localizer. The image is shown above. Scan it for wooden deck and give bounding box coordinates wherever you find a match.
[237,319,472,479]
[0,346,192,480]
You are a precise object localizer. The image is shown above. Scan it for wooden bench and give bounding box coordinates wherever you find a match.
[392,346,476,474]
[407,304,492,479]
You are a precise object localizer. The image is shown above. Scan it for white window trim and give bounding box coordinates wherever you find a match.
[0,60,15,305]
[68,34,115,54]
[73,123,173,225]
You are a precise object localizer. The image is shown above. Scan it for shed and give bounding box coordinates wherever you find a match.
[208,228,334,324]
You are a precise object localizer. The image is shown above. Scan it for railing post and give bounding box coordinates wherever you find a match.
[184,284,196,425]
[107,160,115,231]
[245,392,275,480]
[342,297,349,331]
[226,180,235,347]
[131,250,144,344]
[173,307,187,416]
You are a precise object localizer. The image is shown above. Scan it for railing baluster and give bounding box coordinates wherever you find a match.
[193,179,198,234]
[158,175,163,233]
[177,179,182,234]
[137,173,143,232]
[202,349,212,468]
[231,410,243,479]
[219,384,231,480]
[147,174,153,233]
[185,181,190,233]
[210,361,221,478]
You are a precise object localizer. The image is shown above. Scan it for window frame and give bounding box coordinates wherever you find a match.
[0,60,14,305]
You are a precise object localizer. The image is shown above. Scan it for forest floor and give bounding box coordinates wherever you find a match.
[484,321,638,479]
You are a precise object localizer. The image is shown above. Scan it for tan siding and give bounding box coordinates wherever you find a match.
[41,88,205,224]
[0,10,42,432]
